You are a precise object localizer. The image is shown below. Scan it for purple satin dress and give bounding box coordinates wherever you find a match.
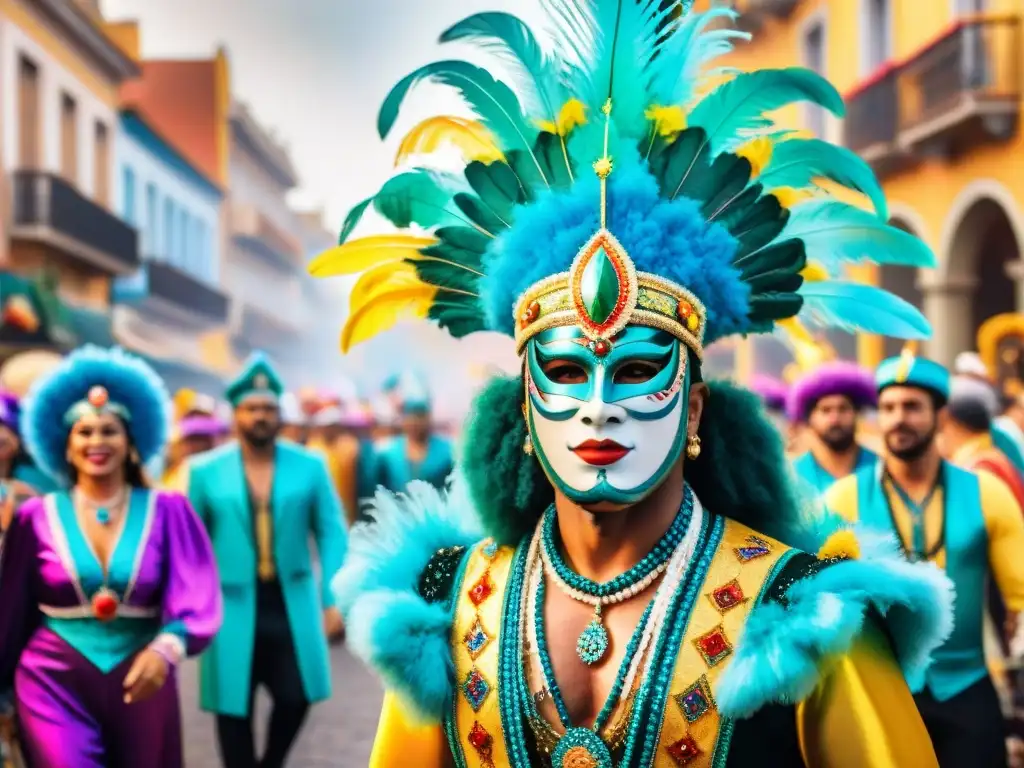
[0,489,222,767]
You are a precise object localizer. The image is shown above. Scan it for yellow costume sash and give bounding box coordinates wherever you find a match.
[447,520,791,767]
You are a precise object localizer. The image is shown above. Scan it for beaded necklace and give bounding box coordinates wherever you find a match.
[516,490,704,767]
[540,492,692,665]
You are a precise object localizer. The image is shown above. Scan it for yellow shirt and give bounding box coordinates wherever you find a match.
[826,468,1024,611]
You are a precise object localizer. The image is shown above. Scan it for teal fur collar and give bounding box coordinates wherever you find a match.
[716,524,954,719]
[332,477,483,723]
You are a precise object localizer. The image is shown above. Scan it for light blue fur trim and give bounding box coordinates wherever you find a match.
[716,526,954,719]
[333,475,484,723]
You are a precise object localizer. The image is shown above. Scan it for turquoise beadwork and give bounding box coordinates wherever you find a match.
[576,616,610,665]
[552,727,613,767]
[96,507,111,525]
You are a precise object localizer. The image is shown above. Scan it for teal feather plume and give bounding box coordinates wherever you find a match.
[453,192,508,235]
[648,6,749,105]
[377,60,549,184]
[337,197,372,245]
[759,138,888,220]
[372,169,468,231]
[779,199,935,271]
[687,68,845,155]
[465,160,526,221]
[438,12,565,125]
[798,280,931,340]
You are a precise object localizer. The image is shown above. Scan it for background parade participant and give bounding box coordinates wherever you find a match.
[315,2,951,764]
[827,348,1024,766]
[0,392,52,534]
[278,392,308,445]
[374,377,453,493]
[187,352,347,768]
[0,345,221,767]
[954,352,1024,476]
[788,361,878,495]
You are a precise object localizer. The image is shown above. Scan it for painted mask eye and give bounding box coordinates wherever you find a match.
[612,355,670,385]
[541,360,588,385]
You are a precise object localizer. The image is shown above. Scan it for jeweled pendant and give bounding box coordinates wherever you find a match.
[96,507,111,525]
[552,727,613,768]
[91,587,119,622]
[576,611,609,666]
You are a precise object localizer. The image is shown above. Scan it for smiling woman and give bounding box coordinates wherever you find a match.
[0,346,222,768]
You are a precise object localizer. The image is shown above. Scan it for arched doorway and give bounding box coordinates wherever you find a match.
[880,216,927,359]
[946,196,1019,348]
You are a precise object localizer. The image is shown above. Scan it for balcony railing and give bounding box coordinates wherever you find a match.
[897,16,1020,149]
[845,16,1020,175]
[147,261,230,324]
[10,171,139,274]
[230,203,303,268]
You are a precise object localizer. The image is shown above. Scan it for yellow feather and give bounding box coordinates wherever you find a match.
[800,261,829,282]
[340,284,437,353]
[772,187,815,209]
[308,235,438,278]
[735,137,774,178]
[818,530,862,561]
[645,105,687,137]
[348,261,423,309]
[537,98,588,136]
[394,116,503,166]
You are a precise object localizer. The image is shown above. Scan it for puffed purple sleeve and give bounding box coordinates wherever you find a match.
[0,499,42,691]
[158,491,222,657]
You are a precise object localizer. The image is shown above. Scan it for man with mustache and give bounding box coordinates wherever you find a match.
[788,361,878,496]
[186,353,347,768]
[826,346,1024,767]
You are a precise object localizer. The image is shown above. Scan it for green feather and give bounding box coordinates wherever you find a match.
[505,149,544,201]
[654,127,712,202]
[735,239,806,279]
[779,200,936,271]
[759,138,888,220]
[465,159,526,220]
[687,68,844,155]
[435,226,491,256]
[337,197,372,245]
[732,196,789,259]
[373,170,465,231]
[709,183,763,229]
[408,257,480,295]
[534,132,574,189]
[454,192,509,235]
[428,299,487,338]
[377,59,548,183]
[697,155,753,218]
[747,293,804,323]
[744,268,803,294]
[420,241,485,272]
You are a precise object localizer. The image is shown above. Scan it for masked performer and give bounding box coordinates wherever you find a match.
[788,362,878,496]
[315,3,950,765]
[0,345,221,767]
[187,353,347,768]
[827,348,1024,766]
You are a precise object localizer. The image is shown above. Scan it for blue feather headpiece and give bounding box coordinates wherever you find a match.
[311,1,934,359]
[22,345,171,483]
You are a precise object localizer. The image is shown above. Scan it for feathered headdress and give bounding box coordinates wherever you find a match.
[312,1,933,360]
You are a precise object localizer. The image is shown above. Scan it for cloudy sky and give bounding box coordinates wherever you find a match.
[98,0,546,412]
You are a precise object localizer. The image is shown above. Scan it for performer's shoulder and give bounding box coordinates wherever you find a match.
[189,441,237,472]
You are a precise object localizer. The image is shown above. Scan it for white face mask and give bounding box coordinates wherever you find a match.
[525,326,690,507]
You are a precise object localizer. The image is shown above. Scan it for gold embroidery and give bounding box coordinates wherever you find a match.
[255,498,275,581]
[654,520,789,767]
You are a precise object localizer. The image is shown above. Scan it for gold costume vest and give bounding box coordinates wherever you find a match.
[447,518,792,767]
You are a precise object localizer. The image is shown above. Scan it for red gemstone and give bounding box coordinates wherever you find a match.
[469,573,493,606]
[520,301,541,328]
[593,340,611,356]
[700,632,727,658]
[712,581,745,611]
[87,386,108,408]
[468,721,492,755]
[91,591,118,622]
[667,735,703,765]
[677,301,693,320]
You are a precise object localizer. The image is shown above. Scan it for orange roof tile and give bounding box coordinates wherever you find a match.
[120,59,226,188]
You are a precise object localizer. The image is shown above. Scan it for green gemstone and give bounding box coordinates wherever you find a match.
[580,245,621,325]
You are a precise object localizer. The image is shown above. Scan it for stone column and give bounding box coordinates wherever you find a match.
[919,274,977,368]
[1003,259,1024,312]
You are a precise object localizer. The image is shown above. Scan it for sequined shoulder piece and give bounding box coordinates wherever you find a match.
[332,480,486,724]
[715,525,954,719]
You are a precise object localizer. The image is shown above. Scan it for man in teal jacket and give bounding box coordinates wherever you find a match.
[187,352,347,768]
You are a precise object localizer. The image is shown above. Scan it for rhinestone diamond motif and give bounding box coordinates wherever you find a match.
[461,668,492,712]
[674,675,714,723]
[666,735,703,766]
[709,579,746,613]
[694,625,733,668]
[468,572,494,606]
[463,619,492,660]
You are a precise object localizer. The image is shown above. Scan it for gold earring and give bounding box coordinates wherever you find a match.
[523,432,534,456]
[686,434,701,460]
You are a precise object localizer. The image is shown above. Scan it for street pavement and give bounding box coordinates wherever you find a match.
[179,643,383,767]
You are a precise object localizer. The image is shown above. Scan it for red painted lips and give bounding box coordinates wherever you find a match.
[572,439,631,466]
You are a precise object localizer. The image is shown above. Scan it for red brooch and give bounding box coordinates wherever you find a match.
[87,386,109,408]
[468,572,494,606]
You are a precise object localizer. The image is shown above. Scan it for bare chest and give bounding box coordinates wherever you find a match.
[531,583,652,727]
[244,461,275,502]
